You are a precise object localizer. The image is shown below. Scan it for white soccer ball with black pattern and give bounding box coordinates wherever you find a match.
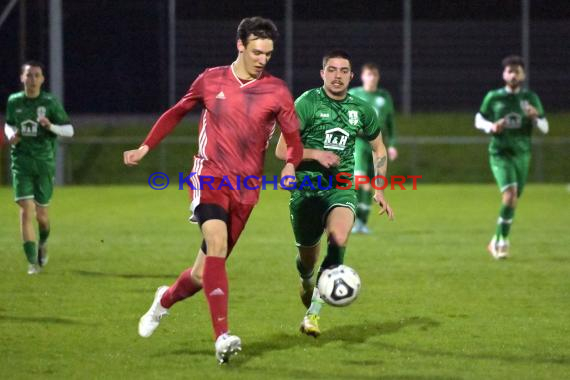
[317,265,361,307]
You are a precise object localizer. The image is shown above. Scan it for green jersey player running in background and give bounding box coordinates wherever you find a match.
[475,55,548,259]
[349,63,397,234]
[4,61,74,274]
[276,50,394,337]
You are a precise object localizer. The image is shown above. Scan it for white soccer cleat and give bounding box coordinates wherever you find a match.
[496,239,510,260]
[138,286,169,338]
[27,264,41,275]
[38,244,49,267]
[360,224,371,235]
[215,333,242,364]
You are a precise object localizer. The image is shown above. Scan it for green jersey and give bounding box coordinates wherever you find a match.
[294,87,381,189]
[479,87,545,154]
[349,86,396,147]
[5,91,69,165]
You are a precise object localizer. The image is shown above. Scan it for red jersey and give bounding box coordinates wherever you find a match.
[142,65,303,204]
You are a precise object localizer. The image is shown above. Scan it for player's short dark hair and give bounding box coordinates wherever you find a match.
[502,55,525,69]
[21,60,45,74]
[361,62,380,74]
[236,17,279,46]
[322,49,352,69]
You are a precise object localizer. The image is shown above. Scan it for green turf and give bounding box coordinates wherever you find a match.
[0,185,569,379]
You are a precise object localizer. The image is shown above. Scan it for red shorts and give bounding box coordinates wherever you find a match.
[188,177,254,255]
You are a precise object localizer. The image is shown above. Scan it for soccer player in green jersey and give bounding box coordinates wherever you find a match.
[349,63,397,234]
[276,50,394,337]
[475,55,548,259]
[4,61,74,274]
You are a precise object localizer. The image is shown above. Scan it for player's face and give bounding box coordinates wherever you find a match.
[237,36,274,78]
[320,58,353,98]
[20,65,45,94]
[361,68,379,90]
[502,64,525,89]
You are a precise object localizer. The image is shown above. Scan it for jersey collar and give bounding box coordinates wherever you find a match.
[230,62,259,88]
[504,85,521,94]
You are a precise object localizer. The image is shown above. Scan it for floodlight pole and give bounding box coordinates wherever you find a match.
[402,0,412,115]
[49,0,65,185]
[521,0,530,87]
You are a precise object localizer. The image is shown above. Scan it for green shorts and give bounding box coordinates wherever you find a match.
[354,137,374,178]
[489,152,531,197]
[289,188,357,247]
[11,159,55,206]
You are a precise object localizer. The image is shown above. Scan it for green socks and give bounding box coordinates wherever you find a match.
[39,228,50,246]
[317,242,346,282]
[23,241,37,264]
[356,188,372,224]
[495,204,515,240]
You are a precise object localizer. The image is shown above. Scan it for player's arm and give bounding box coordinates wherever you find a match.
[4,123,19,144]
[475,91,505,134]
[273,86,305,186]
[124,72,205,166]
[385,93,398,161]
[38,97,74,137]
[526,93,549,134]
[369,134,394,220]
[4,97,20,144]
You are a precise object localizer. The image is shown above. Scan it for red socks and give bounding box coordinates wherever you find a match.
[160,267,202,308]
[202,256,229,338]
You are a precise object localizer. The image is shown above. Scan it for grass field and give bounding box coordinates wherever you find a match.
[0,185,569,379]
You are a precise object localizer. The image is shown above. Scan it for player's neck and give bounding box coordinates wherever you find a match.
[232,60,258,81]
[363,85,377,92]
[505,84,521,94]
[24,88,41,98]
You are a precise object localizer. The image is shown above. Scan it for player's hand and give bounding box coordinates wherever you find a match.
[525,104,539,119]
[123,145,149,166]
[388,147,398,161]
[8,133,20,145]
[491,118,506,134]
[38,116,51,129]
[280,162,296,189]
[374,192,394,220]
[315,150,340,168]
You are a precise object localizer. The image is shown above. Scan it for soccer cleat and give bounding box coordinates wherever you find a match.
[138,286,169,338]
[360,224,371,235]
[496,239,510,260]
[38,244,48,267]
[300,278,314,309]
[215,333,242,364]
[27,264,41,275]
[299,314,321,338]
[351,219,363,234]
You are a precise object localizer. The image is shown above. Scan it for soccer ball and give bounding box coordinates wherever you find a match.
[317,265,361,307]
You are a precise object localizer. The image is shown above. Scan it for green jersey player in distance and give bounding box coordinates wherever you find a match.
[349,63,397,234]
[4,61,74,274]
[475,55,548,260]
[276,50,394,337]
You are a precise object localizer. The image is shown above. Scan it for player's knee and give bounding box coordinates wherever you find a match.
[503,187,518,207]
[328,229,349,247]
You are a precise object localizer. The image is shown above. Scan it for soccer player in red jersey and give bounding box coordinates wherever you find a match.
[123,17,305,364]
